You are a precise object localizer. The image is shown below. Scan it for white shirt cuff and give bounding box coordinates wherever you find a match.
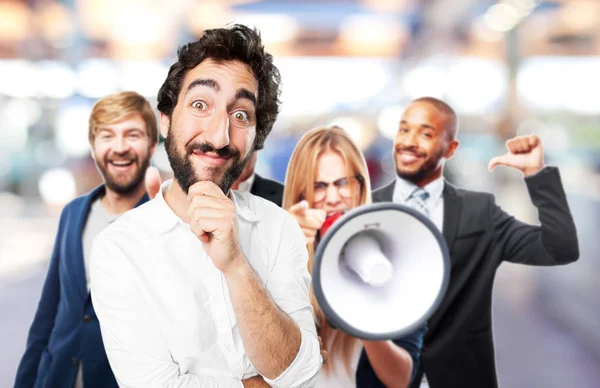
[262,328,322,388]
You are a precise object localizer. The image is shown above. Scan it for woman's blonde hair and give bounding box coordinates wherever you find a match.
[282,125,372,374]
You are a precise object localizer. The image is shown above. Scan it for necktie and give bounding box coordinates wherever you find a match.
[407,188,430,217]
[407,187,431,387]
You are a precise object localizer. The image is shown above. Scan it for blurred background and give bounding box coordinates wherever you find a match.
[1,0,599,386]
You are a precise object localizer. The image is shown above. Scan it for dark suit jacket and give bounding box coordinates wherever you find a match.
[15,186,149,388]
[250,173,284,207]
[372,167,579,388]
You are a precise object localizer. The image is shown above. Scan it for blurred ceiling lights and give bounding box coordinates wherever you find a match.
[233,13,300,44]
[54,102,94,158]
[38,168,77,207]
[0,60,38,98]
[38,60,77,99]
[275,57,392,118]
[119,61,170,98]
[328,116,377,151]
[483,0,538,32]
[377,105,405,140]
[517,57,600,114]
[338,15,409,56]
[79,0,176,59]
[37,2,75,44]
[361,0,414,13]
[0,99,41,153]
[187,0,233,32]
[0,1,31,42]
[77,59,120,99]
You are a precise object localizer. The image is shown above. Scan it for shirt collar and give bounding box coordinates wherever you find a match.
[230,189,260,223]
[236,172,256,193]
[153,179,260,235]
[393,175,445,204]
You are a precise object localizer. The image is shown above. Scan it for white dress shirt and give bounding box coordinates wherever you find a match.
[90,179,322,388]
[392,176,445,232]
[392,176,444,388]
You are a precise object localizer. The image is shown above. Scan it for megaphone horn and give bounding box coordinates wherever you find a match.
[313,203,450,340]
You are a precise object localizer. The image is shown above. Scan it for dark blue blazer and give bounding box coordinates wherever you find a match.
[15,186,149,388]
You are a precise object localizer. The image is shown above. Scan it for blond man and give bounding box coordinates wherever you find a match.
[15,91,158,388]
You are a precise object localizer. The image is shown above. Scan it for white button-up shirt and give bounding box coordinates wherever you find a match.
[90,180,322,388]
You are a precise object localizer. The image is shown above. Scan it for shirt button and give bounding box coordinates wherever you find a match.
[72,357,78,365]
[83,315,91,323]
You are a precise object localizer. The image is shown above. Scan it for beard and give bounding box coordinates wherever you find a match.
[165,125,252,194]
[96,151,150,195]
[395,145,445,183]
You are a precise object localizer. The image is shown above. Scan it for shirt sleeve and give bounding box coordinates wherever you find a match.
[261,214,322,388]
[90,230,244,388]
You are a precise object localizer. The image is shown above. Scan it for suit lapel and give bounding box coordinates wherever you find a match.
[442,181,462,253]
[251,174,277,203]
[251,175,269,199]
[372,181,395,202]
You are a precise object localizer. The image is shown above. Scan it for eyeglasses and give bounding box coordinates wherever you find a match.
[313,176,363,202]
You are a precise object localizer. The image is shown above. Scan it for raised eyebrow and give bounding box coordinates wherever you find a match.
[233,88,257,107]
[185,78,220,96]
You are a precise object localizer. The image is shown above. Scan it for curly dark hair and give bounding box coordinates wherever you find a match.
[157,24,281,151]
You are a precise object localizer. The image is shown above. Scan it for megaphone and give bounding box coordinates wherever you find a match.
[312,202,450,340]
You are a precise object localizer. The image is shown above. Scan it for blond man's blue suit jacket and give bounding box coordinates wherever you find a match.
[15,186,149,388]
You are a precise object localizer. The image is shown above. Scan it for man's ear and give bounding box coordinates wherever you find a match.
[159,113,170,139]
[445,139,459,160]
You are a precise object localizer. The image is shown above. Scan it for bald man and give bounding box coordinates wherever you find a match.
[372,97,579,388]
